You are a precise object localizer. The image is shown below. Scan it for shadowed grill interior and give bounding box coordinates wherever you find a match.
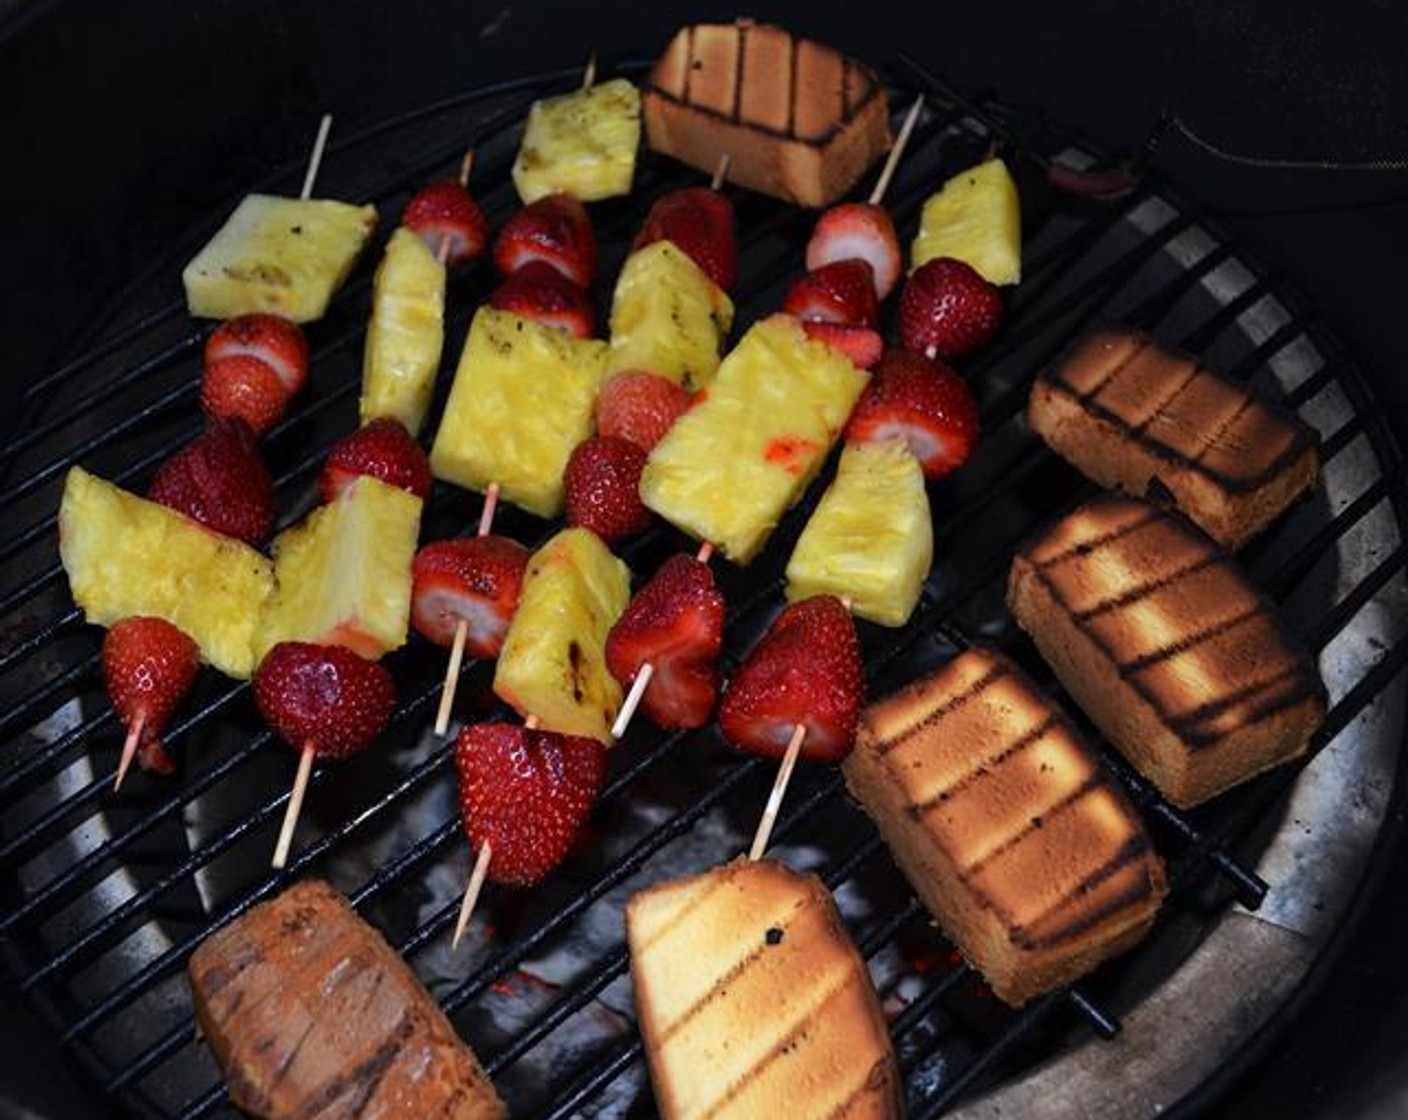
[1,54,1405,1119]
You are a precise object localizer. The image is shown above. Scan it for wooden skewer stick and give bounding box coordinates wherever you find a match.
[299,113,334,201]
[434,483,502,737]
[272,741,316,869]
[113,711,146,792]
[868,95,925,207]
[748,723,807,860]
[477,482,500,538]
[460,148,476,187]
[710,153,731,192]
[582,53,597,91]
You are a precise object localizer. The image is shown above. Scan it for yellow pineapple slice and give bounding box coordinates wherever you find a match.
[183,194,378,322]
[640,314,870,564]
[606,241,734,390]
[359,227,447,436]
[429,307,609,518]
[910,158,1022,285]
[255,476,421,662]
[785,440,933,626]
[58,467,275,678]
[512,78,641,203]
[494,528,630,744]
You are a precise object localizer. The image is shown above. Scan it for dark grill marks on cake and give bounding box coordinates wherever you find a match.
[873,660,1009,758]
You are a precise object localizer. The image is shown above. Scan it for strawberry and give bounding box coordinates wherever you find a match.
[149,419,277,544]
[205,314,310,396]
[489,260,595,339]
[631,187,738,291]
[562,436,652,544]
[606,554,724,729]
[800,321,884,370]
[402,180,490,268]
[782,260,879,328]
[102,617,200,776]
[455,721,606,886]
[319,418,432,503]
[805,203,902,300]
[411,536,530,658]
[594,371,694,452]
[199,354,290,437]
[493,193,598,288]
[718,595,864,763]
[898,257,1004,360]
[845,349,980,479]
[253,642,395,760]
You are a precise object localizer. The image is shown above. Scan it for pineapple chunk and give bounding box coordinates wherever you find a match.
[429,308,609,518]
[910,158,1022,285]
[494,528,630,744]
[640,315,870,564]
[360,227,447,436]
[58,467,274,678]
[256,476,421,662]
[183,193,378,322]
[785,440,933,627]
[512,78,641,203]
[606,241,734,390]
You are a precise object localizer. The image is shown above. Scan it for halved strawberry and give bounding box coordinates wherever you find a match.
[411,536,530,659]
[402,180,490,268]
[456,721,606,886]
[319,418,432,503]
[103,617,200,777]
[594,371,695,453]
[149,419,277,544]
[605,554,725,730]
[253,642,396,761]
[898,257,1004,359]
[493,193,598,288]
[205,315,310,396]
[845,349,980,479]
[718,595,864,763]
[782,260,879,328]
[562,436,652,544]
[199,354,290,437]
[805,203,902,300]
[489,260,595,339]
[631,187,738,291]
[800,321,884,370]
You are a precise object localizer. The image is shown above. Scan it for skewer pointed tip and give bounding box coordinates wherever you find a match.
[299,113,334,201]
[113,711,145,792]
[710,153,731,191]
[582,53,598,90]
[748,723,807,861]
[477,483,500,538]
[459,148,476,188]
[869,94,925,206]
[452,841,493,949]
[611,662,655,740]
[271,743,316,869]
[434,618,470,736]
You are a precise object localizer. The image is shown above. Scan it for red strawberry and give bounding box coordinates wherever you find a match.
[800,321,884,369]
[631,187,738,291]
[898,257,1004,359]
[319,418,432,503]
[594,371,694,452]
[199,354,290,437]
[563,436,652,543]
[845,349,980,479]
[455,721,606,886]
[411,536,530,658]
[606,554,725,729]
[205,315,309,397]
[253,642,395,760]
[489,260,595,339]
[402,180,490,268]
[718,595,864,763]
[782,260,879,328]
[806,203,902,300]
[493,193,598,288]
[102,617,200,779]
[149,419,277,544]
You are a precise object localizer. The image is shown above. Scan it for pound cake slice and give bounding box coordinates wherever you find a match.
[1008,494,1326,807]
[843,647,1167,1006]
[1028,328,1319,550]
[643,20,891,208]
[627,858,901,1120]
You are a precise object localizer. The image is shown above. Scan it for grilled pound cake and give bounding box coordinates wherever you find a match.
[1008,494,1326,807]
[843,647,1167,1006]
[189,880,505,1120]
[627,858,901,1120]
[1028,328,1319,550]
[643,20,892,208]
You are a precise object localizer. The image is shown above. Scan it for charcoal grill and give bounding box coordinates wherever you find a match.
[1,51,1405,1120]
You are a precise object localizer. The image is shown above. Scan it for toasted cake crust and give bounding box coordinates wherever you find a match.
[843,647,1166,1006]
[1028,328,1319,549]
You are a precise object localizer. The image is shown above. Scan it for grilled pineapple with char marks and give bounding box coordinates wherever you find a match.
[494,528,630,745]
[785,439,932,626]
[360,227,447,436]
[513,78,641,203]
[183,194,378,322]
[911,158,1021,285]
